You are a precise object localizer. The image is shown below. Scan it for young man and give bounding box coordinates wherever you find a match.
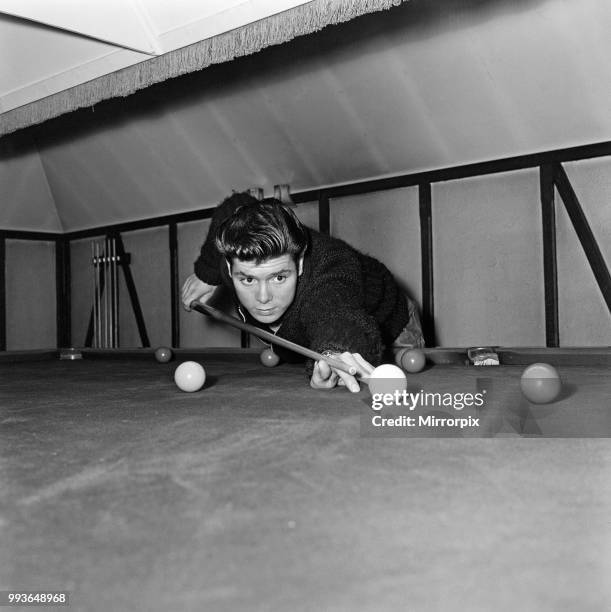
[181,192,424,392]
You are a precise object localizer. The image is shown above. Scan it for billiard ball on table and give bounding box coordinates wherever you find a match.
[174,361,206,392]
[260,348,280,367]
[520,363,561,404]
[396,348,426,373]
[368,363,408,396]
[154,347,173,363]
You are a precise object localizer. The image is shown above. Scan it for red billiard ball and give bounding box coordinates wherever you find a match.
[154,347,173,363]
[400,349,426,373]
[520,363,561,404]
[260,348,280,367]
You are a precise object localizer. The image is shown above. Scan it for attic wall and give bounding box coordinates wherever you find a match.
[4,156,609,351]
[8,161,588,350]
[331,164,611,347]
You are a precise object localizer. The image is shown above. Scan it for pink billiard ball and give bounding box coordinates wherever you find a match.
[400,349,426,373]
[174,361,206,392]
[154,347,173,363]
[260,348,280,367]
[520,363,561,404]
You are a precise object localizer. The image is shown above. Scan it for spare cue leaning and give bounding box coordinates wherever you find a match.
[190,300,361,378]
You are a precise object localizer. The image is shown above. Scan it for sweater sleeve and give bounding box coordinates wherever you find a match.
[298,243,383,366]
[193,194,256,285]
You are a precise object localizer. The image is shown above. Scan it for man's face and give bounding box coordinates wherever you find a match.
[228,254,303,325]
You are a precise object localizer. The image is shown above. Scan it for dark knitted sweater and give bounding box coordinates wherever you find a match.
[194,199,409,367]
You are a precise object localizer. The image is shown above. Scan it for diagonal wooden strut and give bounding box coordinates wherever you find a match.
[553,163,611,316]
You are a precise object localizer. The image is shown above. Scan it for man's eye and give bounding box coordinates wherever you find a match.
[274,275,287,283]
[241,277,254,285]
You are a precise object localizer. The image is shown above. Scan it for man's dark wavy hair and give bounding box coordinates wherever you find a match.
[215,197,308,264]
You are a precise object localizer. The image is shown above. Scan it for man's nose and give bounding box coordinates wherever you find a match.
[256,282,271,303]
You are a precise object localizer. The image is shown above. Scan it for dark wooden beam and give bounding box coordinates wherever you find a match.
[64,207,215,240]
[55,238,71,348]
[419,183,436,346]
[554,163,611,315]
[84,241,101,348]
[169,222,180,348]
[540,164,559,347]
[0,230,63,240]
[318,191,330,235]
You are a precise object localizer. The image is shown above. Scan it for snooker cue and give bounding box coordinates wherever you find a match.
[111,237,118,348]
[95,242,101,348]
[105,238,110,348]
[190,300,361,378]
[91,242,97,348]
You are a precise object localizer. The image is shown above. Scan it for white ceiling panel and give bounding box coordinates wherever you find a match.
[0,14,147,113]
[0,0,317,115]
[0,0,159,53]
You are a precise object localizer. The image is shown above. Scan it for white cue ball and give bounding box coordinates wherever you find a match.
[368,363,408,396]
[174,361,206,392]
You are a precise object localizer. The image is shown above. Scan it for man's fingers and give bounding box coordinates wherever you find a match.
[316,359,333,380]
[310,361,338,389]
[181,289,194,310]
[350,352,375,376]
[336,370,360,393]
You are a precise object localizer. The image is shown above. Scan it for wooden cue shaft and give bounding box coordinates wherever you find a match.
[113,238,120,348]
[105,238,109,348]
[112,238,117,348]
[190,301,360,377]
[91,241,97,348]
[95,241,101,348]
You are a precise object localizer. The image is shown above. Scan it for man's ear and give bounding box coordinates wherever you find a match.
[297,252,305,276]
[225,259,233,277]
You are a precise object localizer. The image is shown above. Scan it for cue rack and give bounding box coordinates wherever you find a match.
[90,237,119,348]
[85,234,149,348]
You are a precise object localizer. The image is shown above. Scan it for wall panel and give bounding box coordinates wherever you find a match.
[433,169,544,346]
[5,240,56,349]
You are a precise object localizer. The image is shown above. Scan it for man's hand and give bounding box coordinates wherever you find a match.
[310,351,374,393]
[181,274,216,310]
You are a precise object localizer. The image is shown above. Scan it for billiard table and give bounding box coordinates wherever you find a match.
[1,347,610,611]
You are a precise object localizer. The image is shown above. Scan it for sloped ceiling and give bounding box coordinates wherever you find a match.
[1,0,611,233]
[0,0,316,114]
